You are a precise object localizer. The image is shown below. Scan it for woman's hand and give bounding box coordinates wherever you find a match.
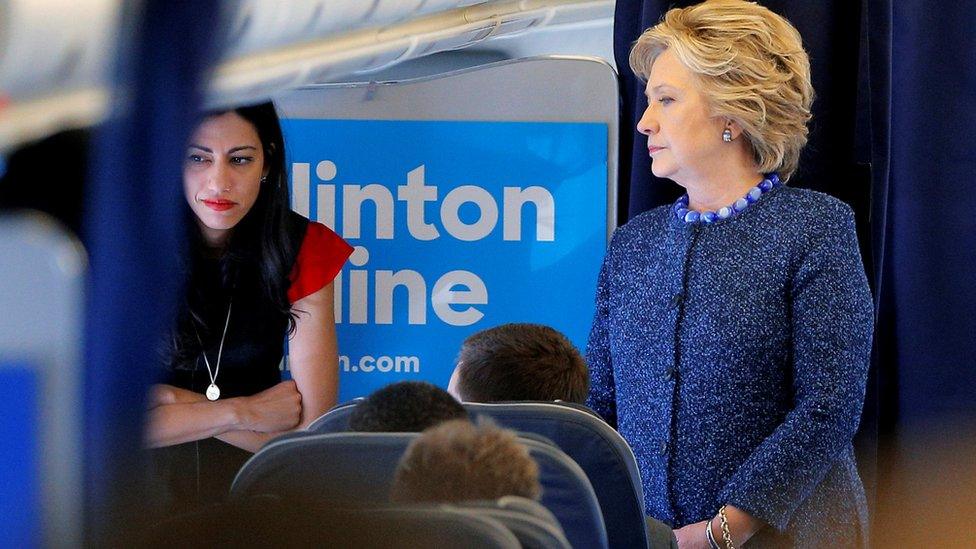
[237,380,302,432]
[674,506,763,548]
[673,520,712,549]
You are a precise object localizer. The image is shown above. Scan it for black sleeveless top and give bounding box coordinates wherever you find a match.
[150,213,308,512]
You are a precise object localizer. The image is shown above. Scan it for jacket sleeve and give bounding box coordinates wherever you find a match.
[585,234,618,428]
[718,204,874,531]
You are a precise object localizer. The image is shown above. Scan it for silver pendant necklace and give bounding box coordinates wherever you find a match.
[197,300,233,401]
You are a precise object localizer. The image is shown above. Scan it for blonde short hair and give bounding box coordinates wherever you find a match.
[630,0,814,180]
[390,419,541,504]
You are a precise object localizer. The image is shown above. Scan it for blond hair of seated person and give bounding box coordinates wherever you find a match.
[390,419,541,504]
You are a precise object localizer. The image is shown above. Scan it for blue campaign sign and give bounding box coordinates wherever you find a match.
[282,119,607,401]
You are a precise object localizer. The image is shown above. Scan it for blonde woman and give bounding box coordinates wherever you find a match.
[586,1,873,547]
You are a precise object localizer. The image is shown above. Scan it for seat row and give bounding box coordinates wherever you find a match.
[228,400,649,548]
[150,494,562,549]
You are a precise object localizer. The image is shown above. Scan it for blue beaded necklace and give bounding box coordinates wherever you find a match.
[673,173,782,223]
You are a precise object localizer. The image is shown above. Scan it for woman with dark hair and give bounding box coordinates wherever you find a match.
[144,102,352,508]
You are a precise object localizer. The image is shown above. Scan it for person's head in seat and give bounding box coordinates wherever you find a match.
[348,381,467,432]
[447,323,588,403]
[390,419,541,504]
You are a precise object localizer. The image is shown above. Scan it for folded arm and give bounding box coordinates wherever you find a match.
[145,282,339,453]
[145,380,302,452]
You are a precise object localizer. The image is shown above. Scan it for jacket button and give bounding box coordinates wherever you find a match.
[670,293,683,309]
[664,367,675,381]
[659,440,668,455]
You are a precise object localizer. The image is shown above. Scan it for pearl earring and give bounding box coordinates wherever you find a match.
[722,128,733,142]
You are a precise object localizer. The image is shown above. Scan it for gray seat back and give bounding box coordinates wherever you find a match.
[147,496,520,548]
[306,399,359,433]
[453,497,571,549]
[232,431,608,548]
[465,401,647,549]
[231,432,409,506]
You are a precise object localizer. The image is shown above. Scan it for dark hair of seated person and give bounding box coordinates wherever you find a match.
[455,323,589,403]
[348,381,467,432]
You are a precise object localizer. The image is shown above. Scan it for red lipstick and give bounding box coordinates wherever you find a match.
[202,199,236,212]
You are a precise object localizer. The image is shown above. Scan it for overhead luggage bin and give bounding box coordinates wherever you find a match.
[208,0,615,108]
[223,0,483,59]
[0,0,612,153]
[0,0,120,153]
[0,0,121,102]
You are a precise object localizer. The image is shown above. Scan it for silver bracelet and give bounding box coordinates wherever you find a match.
[705,518,722,549]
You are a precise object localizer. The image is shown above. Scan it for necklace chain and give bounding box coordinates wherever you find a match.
[195,300,232,400]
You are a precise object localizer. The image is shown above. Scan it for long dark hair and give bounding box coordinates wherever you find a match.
[168,101,297,369]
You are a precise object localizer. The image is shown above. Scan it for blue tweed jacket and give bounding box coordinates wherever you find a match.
[586,186,873,548]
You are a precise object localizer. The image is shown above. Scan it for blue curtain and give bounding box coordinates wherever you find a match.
[882,0,976,435]
[83,1,220,542]
[872,1,976,546]
[615,0,976,544]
